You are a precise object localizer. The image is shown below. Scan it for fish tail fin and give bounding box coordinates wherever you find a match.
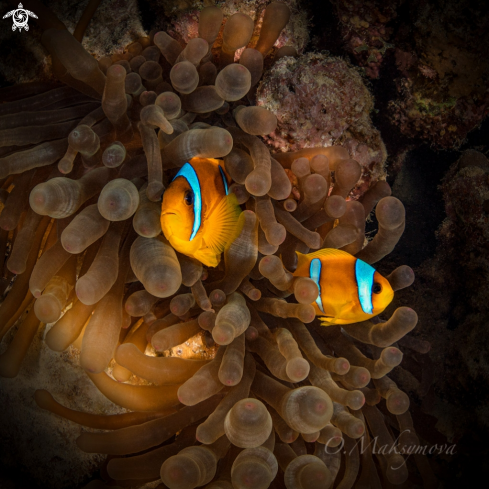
[205,192,242,255]
[295,250,308,268]
[293,250,310,277]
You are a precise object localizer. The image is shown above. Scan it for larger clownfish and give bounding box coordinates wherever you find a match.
[160,157,242,267]
[293,248,394,325]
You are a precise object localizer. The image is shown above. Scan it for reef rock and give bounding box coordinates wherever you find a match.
[168,0,310,55]
[257,52,387,196]
[335,0,400,79]
[389,0,489,148]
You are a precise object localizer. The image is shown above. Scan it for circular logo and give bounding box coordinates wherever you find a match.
[3,3,38,32]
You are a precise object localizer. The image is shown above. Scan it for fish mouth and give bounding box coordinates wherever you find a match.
[160,211,180,238]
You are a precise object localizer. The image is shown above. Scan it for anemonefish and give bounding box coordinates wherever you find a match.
[293,248,394,325]
[160,157,242,267]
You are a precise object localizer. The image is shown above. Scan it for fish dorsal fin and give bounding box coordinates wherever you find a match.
[296,248,353,267]
[307,248,353,259]
[203,193,242,255]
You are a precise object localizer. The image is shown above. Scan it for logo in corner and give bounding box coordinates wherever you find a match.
[3,3,37,32]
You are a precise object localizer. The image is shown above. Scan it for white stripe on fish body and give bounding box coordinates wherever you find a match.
[309,257,324,313]
[172,162,202,241]
[354,258,375,314]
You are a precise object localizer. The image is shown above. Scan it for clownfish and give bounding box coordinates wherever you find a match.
[293,248,394,325]
[160,157,242,267]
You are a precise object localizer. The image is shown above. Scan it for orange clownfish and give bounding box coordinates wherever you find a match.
[160,157,242,267]
[293,248,394,325]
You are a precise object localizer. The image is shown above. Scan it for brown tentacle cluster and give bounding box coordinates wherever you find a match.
[0,2,435,488]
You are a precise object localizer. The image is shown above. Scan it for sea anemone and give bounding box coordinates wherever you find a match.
[0,1,435,488]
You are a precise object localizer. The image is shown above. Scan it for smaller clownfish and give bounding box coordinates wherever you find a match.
[293,248,394,325]
[160,157,242,267]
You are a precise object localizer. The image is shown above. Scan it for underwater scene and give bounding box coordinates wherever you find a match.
[0,0,488,487]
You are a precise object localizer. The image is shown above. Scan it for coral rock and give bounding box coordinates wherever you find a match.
[257,52,387,196]
[388,0,489,148]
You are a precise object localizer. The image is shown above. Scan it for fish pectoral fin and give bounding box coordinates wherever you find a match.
[203,193,242,255]
[319,302,357,326]
[193,247,220,268]
[168,233,196,250]
[336,301,356,316]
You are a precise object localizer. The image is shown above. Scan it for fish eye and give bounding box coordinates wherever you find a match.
[372,282,382,294]
[184,190,194,206]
